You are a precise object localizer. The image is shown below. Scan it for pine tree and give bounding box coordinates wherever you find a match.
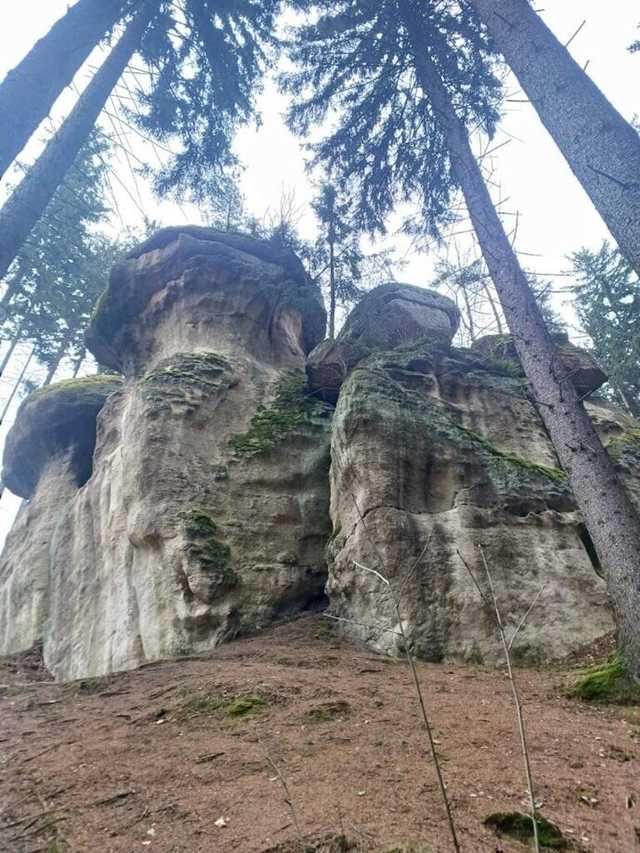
[469,0,640,279]
[133,0,280,201]
[282,0,640,677]
[571,243,640,417]
[312,183,363,339]
[0,131,114,383]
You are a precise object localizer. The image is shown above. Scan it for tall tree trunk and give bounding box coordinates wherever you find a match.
[0,2,156,285]
[329,238,336,340]
[42,329,74,387]
[400,1,640,678]
[72,348,87,379]
[0,0,130,180]
[469,0,640,279]
[0,346,35,426]
[0,323,24,376]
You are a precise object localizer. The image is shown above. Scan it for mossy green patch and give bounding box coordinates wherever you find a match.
[229,370,330,457]
[571,653,640,704]
[358,357,566,490]
[179,510,236,587]
[607,428,640,462]
[455,423,567,484]
[306,700,351,722]
[30,374,122,402]
[176,691,265,721]
[484,812,567,849]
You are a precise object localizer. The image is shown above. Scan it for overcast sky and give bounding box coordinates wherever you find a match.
[0,1,638,543]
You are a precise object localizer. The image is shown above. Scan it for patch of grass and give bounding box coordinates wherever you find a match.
[176,691,265,721]
[306,700,351,722]
[570,653,640,704]
[225,695,266,718]
[484,812,567,849]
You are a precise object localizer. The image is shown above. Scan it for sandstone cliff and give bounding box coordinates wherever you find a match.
[1,230,637,679]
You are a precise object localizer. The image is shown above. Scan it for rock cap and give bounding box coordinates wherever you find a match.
[86,227,326,372]
[2,375,123,498]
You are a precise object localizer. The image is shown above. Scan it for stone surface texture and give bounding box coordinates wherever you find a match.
[10,229,331,680]
[327,340,622,664]
[0,376,121,656]
[1,230,638,679]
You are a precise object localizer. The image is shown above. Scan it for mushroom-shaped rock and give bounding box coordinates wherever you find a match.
[2,375,123,498]
[472,333,607,397]
[307,283,459,402]
[86,226,326,374]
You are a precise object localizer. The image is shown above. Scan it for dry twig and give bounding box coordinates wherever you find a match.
[457,545,542,853]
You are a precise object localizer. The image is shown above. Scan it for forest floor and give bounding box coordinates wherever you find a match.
[0,615,639,853]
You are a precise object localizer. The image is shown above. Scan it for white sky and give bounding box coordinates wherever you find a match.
[0,1,638,544]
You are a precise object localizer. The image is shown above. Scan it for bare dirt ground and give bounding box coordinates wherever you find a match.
[1,616,639,853]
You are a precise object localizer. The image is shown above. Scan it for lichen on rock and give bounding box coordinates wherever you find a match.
[141,351,235,418]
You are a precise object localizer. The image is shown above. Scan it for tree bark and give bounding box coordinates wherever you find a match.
[400,0,640,677]
[71,348,87,379]
[329,238,336,340]
[0,0,131,181]
[0,323,24,376]
[469,0,640,279]
[0,346,35,426]
[0,1,156,285]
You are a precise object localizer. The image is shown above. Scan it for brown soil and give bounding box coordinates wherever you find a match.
[0,616,638,853]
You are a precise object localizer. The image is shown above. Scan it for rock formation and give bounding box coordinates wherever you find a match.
[321,287,639,664]
[1,229,331,680]
[0,376,122,656]
[1,233,637,679]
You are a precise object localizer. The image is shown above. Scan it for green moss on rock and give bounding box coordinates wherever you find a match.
[571,653,640,703]
[607,428,640,462]
[2,374,123,498]
[352,355,566,493]
[179,509,236,589]
[229,370,331,457]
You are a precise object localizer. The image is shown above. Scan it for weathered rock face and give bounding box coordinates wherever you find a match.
[41,228,331,680]
[0,377,122,656]
[326,317,625,664]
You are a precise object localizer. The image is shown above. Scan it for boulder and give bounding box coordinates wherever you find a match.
[307,283,459,401]
[86,226,326,374]
[2,375,123,499]
[472,332,607,397]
